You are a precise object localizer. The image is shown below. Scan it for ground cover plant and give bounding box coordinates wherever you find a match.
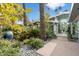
[0,39,20,56]
[23,38,44,49]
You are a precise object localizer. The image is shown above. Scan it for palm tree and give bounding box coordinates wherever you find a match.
[55,6,62,14]
[23,3,27,26]
[40,3,46,40]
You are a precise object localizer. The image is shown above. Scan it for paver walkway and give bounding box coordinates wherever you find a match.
[21,36,79,56]
[51,37,79,56]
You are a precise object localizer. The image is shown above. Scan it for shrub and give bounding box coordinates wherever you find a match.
[23,39,30,44]
[0,39,20,56]
[28,28,40,38]
[0,46,20,56]
[0,39,11,47]
[24,38,44,49]
[3,25,29,41]
[46,28,57,39]
[13,30,28,41]
[11,25,28,41]
[11,40,20,48]
[46,31,57,39]
[2,25,40,41]
[2,25,11,32]
[46,24,57,39]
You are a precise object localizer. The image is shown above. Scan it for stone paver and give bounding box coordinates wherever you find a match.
[51,37,79,56]
[36,42,57,56]
[20,36,79,56]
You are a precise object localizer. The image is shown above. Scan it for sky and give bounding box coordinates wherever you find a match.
[24,3,72,22]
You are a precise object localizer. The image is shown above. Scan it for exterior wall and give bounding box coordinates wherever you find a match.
[75,15,79,41]
[70,15,79,41]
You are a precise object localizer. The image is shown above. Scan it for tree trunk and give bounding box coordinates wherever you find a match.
[40,3,46,40]
[23,3,27,26]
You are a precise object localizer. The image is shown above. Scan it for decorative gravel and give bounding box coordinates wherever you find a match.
[20,45,41,56]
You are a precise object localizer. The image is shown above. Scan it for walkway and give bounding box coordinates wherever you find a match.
[51,37,79,56]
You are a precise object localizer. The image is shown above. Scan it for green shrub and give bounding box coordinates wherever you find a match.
[13,30,28,41]
[12,25,28,41]
[28,28,40,38]
[0,39,20,56]
[2,24,29,41]
[2,25,11,32]
[11,40,20,48]
[46,24,57,39]
[23,39,30,44]
[0,39,11,47]
[0,46,20,56]
[46,31,57,39]
[24,38,44,49]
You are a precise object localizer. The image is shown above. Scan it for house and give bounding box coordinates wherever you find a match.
[69,3,79,41]
[49,12,70,35]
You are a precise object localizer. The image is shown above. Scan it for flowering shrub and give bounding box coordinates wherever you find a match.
[11,25,28,41]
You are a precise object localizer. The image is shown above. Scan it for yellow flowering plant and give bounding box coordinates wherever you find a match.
[0,3,31,26]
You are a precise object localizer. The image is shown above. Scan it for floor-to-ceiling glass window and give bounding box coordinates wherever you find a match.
[70,20,79,41]
[76,20,79,42]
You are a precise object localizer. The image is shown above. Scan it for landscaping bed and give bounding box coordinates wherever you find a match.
[0,23,57,56]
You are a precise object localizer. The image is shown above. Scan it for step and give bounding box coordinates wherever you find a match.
[36,42,57,56]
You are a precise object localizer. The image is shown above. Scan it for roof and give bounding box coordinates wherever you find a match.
[50,11,70,20]
[69,3,79,22]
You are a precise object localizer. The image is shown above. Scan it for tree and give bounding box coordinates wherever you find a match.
[23,3,27,26]
[40,3,46,40]
[0,3,31,27]
[55,6,62,14]
[0,4,23,26]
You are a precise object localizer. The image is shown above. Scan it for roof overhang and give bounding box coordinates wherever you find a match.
[69,3,79,22]
[50,12,69,21]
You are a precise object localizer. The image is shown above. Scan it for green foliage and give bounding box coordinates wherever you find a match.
[0,46,20,56]
[2,25,12,32]
[28,28,40,38]
[24,38,44,49]
[46,24,57,39]
[23,39,30,44]
[0,39,20,56]
[46,30,57,39]
[11,25,28,41]
[0,39,11,47]
[11,40,20,48]
[67,23,78,41]
[44,13,57,39]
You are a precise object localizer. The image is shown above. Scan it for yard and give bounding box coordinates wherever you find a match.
[0,3,79,56]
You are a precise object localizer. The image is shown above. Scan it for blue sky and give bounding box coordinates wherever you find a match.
[24,3,72,22]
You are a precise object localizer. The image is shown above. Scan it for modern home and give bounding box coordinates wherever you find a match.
[49,3,79,41]
[49,12,70,35]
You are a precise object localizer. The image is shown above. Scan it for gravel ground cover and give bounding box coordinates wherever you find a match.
[20,44,41,56]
